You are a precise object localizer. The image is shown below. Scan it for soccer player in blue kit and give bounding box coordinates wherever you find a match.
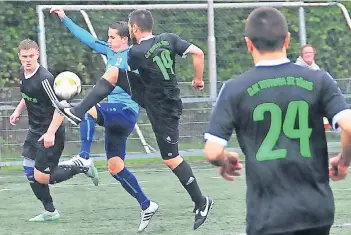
[51,8,158,232]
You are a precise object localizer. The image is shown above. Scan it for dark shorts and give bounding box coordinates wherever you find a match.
[22,128,65,173]
[145,101,182,160]
[95,102,138,159]
[266,225,331,235]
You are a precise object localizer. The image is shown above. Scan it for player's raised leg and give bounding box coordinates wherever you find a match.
[53,67,120,125]
[34,128,92,186]
[59,106,99,186]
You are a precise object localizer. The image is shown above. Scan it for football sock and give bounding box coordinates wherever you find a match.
[172,160,206,208]
[71,78,115,118]
[49,165,88,184]
[112,167,150,210]
[79,113,95,159]
[29,182,55,212]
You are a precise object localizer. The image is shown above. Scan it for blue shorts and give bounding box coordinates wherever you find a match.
[95,103,138,159]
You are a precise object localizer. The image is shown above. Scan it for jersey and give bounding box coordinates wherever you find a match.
[20,65,63,135]
[205,59,349,235]
[62,16,139,113]
[128,33,192,117]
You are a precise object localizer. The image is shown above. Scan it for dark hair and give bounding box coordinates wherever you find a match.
[245,7,288,52]
[128,9,153,32]
[109,21,130,39]
[18,39,39,53]
[301,44,315,53]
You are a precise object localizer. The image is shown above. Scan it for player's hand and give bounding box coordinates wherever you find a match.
[38,132,55,148]
[192,78,204,91]
[9,111,20,126]
[329,153,349,181]
[50,7,66,19]
[218,152,243,181]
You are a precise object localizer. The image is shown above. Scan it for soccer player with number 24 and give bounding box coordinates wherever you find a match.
[205,7,351,235]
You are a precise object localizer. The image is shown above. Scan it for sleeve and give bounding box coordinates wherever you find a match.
[320,72,351,131]
[62,16,109,55]
[40,73,61,103]
[204,82,237,146]
[127,47,139,71]
[169,33,192,58]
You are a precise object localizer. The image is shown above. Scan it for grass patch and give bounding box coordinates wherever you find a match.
[0,154,245,172]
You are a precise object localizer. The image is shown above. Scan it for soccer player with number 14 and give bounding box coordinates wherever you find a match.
[54,9,213,230]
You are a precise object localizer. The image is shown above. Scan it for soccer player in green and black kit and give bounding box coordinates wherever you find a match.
[204,7,351,235]
[10,39,94,222]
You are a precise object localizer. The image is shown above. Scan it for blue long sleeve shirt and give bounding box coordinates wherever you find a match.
[61,16,139,113]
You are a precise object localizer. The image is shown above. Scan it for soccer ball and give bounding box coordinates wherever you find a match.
[54,71,82,100]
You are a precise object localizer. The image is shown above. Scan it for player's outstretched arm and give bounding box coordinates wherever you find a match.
[9,98,26,126]
[50,7,108,55]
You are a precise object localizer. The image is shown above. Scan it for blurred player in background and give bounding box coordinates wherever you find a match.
[204,7,351,235]
[10,39,93,222]
[54,9,213,230]
[50,8,157,232]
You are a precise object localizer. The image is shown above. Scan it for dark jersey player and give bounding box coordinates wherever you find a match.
[204,7,351,235]
[9,39,94,222]
[53,9,213,230]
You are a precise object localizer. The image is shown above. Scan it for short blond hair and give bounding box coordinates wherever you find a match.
[18,39,39,53]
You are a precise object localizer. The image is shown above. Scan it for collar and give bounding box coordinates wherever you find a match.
[139,35,155,43]
[24,64,40,79]
[113,47,130,53]
[255,58,290,67]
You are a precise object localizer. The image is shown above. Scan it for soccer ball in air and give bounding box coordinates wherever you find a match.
[54,71,82,100]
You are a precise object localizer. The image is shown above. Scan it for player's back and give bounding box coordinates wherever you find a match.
[20,66,61,135]
[128,33,191,102]
[230,60,336,234]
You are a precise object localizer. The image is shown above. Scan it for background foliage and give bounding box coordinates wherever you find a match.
[1,1,351,88]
